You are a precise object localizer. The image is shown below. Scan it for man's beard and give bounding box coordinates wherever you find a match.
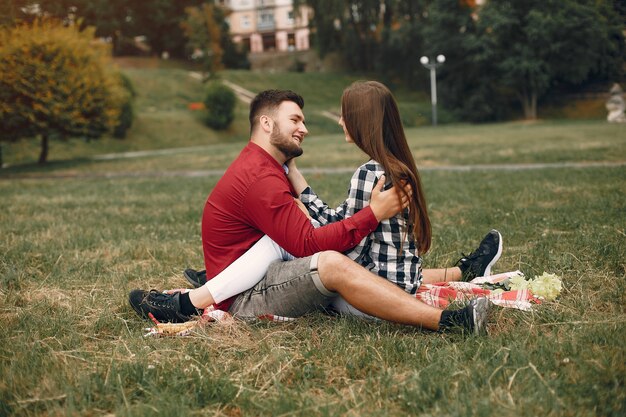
[270,123,303,159]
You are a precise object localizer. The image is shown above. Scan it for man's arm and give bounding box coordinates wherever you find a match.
[242,174,401,258]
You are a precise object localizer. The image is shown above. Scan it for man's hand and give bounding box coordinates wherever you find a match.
[369,175,412,221]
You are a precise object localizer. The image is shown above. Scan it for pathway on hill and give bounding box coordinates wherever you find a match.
[189,72,340,122]
[3,160,625,181]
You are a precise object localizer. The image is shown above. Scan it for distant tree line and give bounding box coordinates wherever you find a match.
[0,0,249,70]
[296,0,625,121]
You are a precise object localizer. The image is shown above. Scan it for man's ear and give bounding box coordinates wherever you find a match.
[259,115,273,133]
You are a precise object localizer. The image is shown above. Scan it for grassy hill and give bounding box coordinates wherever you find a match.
[0,63,443,169]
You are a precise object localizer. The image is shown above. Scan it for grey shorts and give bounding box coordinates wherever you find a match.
[228,253,338,319]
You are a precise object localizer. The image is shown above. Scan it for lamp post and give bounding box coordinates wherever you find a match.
[420,54,446,126]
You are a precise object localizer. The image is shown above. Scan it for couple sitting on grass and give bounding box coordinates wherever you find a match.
[129,81,502,335]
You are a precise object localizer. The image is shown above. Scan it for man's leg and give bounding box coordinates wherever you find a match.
[316,251,489,334]
[229,253,335,319]
[317,251,443,330]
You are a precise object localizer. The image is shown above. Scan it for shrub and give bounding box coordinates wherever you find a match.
[113,99,134,139]
[113,73,136,139]
[0,19,125,163]
[203,82,235,130]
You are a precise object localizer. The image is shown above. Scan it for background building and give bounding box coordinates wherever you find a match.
[218,0,310,53]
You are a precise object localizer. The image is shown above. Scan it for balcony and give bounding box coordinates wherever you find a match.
[257,11,275,31]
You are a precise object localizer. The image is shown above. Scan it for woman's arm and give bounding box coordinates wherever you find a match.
[286,158,309,195]
[299,162,381,226]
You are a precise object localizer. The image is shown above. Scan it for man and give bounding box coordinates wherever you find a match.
[129,90,497,334]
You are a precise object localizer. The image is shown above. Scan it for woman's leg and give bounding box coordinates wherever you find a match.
[189,235,293,309]
[421,267,462,284]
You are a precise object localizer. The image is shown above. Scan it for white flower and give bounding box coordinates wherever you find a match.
[509,275,530,290]
[529,272,562,301]
[508,272,563,301]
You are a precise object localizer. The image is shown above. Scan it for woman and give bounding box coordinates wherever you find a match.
[287,81,497,316]
[165,81,501,318]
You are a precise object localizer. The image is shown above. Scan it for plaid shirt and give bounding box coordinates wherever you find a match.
[300,160,423,294]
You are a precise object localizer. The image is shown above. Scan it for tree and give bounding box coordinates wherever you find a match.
[1,1,205,57]
[295,0,346,58]
[130,0,204,58]
[0,19,126,163]
[473,0,620,119]
[296,0,386,71]
[421,0,505,122]
[181,3,224,77]
[376,0,426,88]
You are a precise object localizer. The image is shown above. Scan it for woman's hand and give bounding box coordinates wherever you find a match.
[286,158,309,195]
[369,175,412,221]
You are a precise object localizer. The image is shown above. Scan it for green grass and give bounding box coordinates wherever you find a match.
[1,119,624,179]
[1,163,624,416]
[1,64,625,416]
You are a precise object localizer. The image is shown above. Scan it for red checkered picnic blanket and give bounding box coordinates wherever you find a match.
[416,271,540,311]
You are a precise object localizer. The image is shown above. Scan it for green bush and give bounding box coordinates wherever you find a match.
[203,82,235,130]
[113,99,134,139]
[113,73,135,139]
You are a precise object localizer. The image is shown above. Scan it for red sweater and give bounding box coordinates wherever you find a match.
[202,142,379,310]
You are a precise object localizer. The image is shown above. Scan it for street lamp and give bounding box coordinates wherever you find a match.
[420,54,446,126]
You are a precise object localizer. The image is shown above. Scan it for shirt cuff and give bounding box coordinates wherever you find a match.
[348,205,378,234]
[299,186,317,203]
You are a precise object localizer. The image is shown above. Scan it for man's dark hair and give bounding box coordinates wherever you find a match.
[249,89,304,133]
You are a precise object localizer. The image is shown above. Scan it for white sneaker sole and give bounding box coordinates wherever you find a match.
[483,230,503,276]
[471,297,490,336]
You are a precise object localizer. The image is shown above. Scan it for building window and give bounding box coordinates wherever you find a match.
[258,10,275,30]
[260,12,274,24]
[241,15,250,28]
[287,10,294,23]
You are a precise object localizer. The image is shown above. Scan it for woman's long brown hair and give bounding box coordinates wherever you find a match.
[341,81,431,254]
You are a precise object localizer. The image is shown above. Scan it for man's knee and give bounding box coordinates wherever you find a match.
[316,250,354,290]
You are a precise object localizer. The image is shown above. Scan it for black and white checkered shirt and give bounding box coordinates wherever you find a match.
[300,160,423,294]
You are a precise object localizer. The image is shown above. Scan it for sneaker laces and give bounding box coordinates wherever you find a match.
[146,290,177,308]
[457,252,476,266]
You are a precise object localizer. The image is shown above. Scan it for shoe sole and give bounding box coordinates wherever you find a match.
[483,230,503,276]
[471,297,490,336]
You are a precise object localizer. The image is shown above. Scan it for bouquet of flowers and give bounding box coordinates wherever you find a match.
[511,272,562,301]
[478,271,563,301]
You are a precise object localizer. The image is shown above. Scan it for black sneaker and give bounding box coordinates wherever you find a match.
[184,268,207,288]
[467,297,490,336]
[457,230,503,281]
[128,289,193,323]
[439,297,490,335]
